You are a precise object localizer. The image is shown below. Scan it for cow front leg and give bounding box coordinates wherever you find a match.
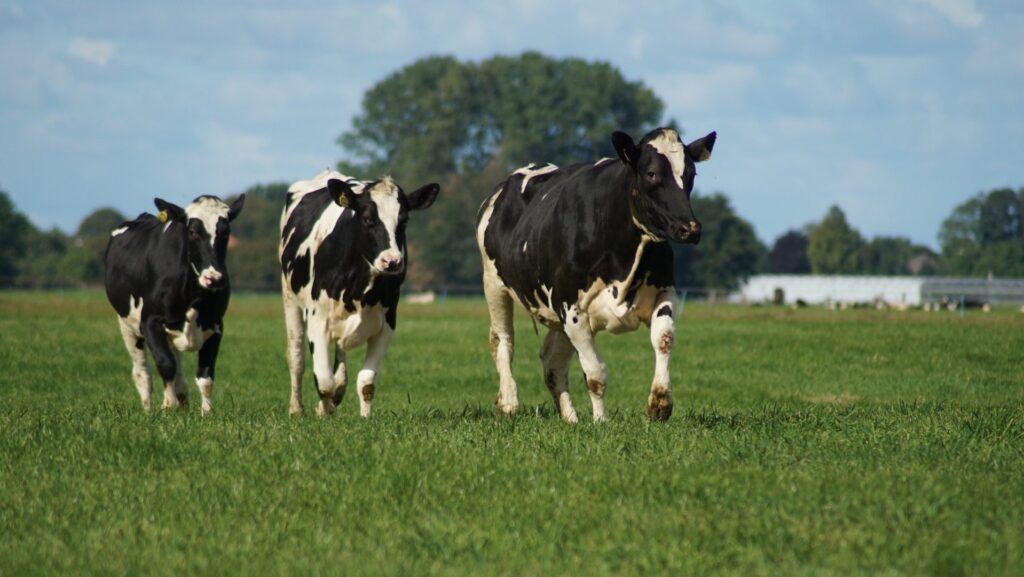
[283,298,306,415]
[196,325,222,415]
[563,309,609,423]
[539,329,578,423]
[332,345,348,406]
[117,318,152,411]
[142,318,180,411]
[485,281,519,416]
[646,293,676,421]
[356,325,393,418]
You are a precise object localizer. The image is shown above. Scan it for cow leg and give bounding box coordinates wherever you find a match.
[165,348,189,409]
[539,329,578,423]
[485,281,519,416]
[356,325,393,418]
[308,318,337,416]
[196,325,222,415]
[142,318,180,411]
[283,298,306,415]
[117,318,152,411]
[332,345,348,407]
[647,292,677,421]
[563,310,609,423]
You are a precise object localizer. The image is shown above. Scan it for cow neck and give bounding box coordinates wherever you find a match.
[318,213,373,305]
[609,167,656,307]
[164,223,205,315]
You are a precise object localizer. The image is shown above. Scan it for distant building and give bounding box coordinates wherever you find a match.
[737,275,1024,306]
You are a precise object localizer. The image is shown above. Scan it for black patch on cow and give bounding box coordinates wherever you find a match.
[611,286,618,298]
[309,341,315,355]
[656,304,672,318]
[135,338,145,350]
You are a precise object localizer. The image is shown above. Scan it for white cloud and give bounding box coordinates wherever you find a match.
[914,0,983,29]
[68,38,116,67]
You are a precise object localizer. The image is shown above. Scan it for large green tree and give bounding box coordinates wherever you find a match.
[225,183,290,291]
[939,187,1024,276]
[673,193,765,290]
[807,205,865,274]
[0,189,32,286]
[767,230,811,274]
[337,52,666,288]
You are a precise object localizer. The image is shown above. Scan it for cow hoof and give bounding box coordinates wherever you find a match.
[645,388,673,422]
[562,410,579,424]
[289,404,304,416]
[495,403,519,417]
[315,399,336,417]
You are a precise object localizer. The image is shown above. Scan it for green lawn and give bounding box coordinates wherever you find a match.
[1,291,1022,576]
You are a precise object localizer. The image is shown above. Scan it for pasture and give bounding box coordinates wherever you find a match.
[1,291,1022,576]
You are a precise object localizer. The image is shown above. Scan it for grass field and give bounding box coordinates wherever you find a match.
[1,291,1022,576]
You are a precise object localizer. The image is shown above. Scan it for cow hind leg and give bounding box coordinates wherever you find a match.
[283,298,306,415]
[332,345,348,406]
[118,318,152,411]
[484,281,519,416]
[563,309,609,423]
[162,348,188,409]
[539,329,578,423]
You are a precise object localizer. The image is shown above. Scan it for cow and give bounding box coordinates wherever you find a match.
[476,127,716,422]
[279,169,439,416]
[104,194,245,413]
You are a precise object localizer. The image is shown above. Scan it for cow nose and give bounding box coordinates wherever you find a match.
[379,255,403,272]
[679,220,701,244]
[199,268,223,288]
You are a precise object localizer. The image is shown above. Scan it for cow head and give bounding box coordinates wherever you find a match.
[612,127,716,244]
[327,177,439,276]
[154,194,245,290]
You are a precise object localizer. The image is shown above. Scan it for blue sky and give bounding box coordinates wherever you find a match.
[2,0,1022,249]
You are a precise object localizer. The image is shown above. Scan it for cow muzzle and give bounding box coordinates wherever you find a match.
[194,265,225,290]
[676,220,701,244]
[374,251,404,275]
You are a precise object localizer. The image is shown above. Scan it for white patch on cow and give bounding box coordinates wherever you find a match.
[367,177,403,273]
[111,226,128,237]
[195,377,214,415]
[513,163,558,194]
[165,307,204,352]
[117,295,151,411]
[163,221,172,234]
[185,196,231,247]
[594,157,614,166]
[522,241,528,253]
[647,128,687,189]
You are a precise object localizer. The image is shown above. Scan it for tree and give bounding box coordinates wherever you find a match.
[767,230,811,274]
[860,236,915,275]
[807,205,865,274]
[0,189,33,286]
[337,52,666,287]
[673,193,765,290]
[939,187,1024,276]
[67,207,127,286]
[225,183,290,291]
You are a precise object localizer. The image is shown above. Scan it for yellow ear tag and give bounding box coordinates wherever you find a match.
[698,150,712,161]
[337,194,349,208]
[157,210,169,223]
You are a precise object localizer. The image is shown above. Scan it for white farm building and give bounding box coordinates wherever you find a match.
[738,275,1024,307]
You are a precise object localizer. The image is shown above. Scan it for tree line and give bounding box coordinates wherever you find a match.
[2,53,1022,291]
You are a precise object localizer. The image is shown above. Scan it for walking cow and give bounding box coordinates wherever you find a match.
[105,194,245,413]
[279,170,439,416]
[476,127,716,422]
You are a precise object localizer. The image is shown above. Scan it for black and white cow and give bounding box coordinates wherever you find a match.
[279,170,439,416]
[476,127,716,422]
[105,194,245,413]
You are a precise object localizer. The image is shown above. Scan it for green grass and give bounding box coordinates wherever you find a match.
[1,291,1022,576]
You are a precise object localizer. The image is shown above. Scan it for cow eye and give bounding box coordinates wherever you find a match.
[646,171,658,182]
[362,215,375,227]
[189,229,200,241]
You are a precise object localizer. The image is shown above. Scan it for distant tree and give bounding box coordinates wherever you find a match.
[17,228,72,288]
[807,205,865,274]
[939,187,1024,276]
[860,236,914,275]
[338,52,665,287]
[67,207,128,285]
[674,193,765,290]
[0,189,33,286]
[767,230,811,274]
[225,183,289,291]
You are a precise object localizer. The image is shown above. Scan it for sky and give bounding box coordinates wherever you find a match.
[2,0,1023,249]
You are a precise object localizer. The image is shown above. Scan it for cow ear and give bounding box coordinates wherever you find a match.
[686,131,717,162]
[153,198,186,223]
[407,183,440,211]
[228,194,245,221]
[611,131,639,168]
[327,178,356,209]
